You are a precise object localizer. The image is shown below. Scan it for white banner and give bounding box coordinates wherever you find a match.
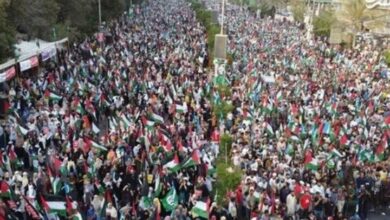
[19,56,39,72]
[41,47,57,61]
[0,67,16,83]
[366,0,390,9]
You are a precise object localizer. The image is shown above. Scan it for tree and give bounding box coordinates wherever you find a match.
[56,0,95,40]
[7,0,59,40]
[384,50,390,67]
[100,0,127,22]
[290,0,305,23]
[336,0,385,45]
[0,0,15,63]
[313,9,335,38]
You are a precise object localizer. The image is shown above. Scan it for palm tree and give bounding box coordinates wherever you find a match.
[336,0,386,46]
[290,0,306,22]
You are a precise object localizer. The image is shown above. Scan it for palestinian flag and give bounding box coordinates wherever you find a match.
[76,101,85,115]
[163,154,181,173]
[340,134,348,145]
[285,144,294,156]
[266,123,274,136]
[175,104,187,113]
[137,135,151,149]
[92,123,100,134]
[44,90,62,101]
[84,99,96,119]
[158,131,172,152]
[52,177,62,195]
[40,195,67,217]
[95,181,105,195]
[23,196,41,219]
[73,212,83,220]
[145,120,155,130]
[375,136,388,161]
[325,102,337,115]
[265,101,273,114]
[305,158,319,171]
[85,138,107,151]
[331,148,343,158]
[16,124,29,135]
[181,150,201,169]
[191,201,209,219]
[53,158,68,177]
[289,135,301,143]
[206,163,216,177]
[290,103,299,115]
[120,114,131,128]
[48,166,62,195]
[150,113,164,124]
[154,174,162,197]
[0,181,12,198]
[276,90,283,102]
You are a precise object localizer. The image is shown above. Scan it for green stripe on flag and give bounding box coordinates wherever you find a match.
[191,201,209,219]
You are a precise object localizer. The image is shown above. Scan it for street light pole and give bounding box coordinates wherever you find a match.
[98,0,102,29]
[220,0,225,34]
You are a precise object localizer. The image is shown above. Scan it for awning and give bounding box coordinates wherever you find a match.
[19,56,39,72]
[41,46,57,61]
[0,66,16,83]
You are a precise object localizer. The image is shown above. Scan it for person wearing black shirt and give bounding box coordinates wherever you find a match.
[358,185,370,220]
[313,192,324,220]
[323,197,335,219]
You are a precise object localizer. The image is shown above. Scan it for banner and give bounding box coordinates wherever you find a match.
[19,56,39,72]
[0,67,16,83]
[41,47,57,61]
[366,0,390,9]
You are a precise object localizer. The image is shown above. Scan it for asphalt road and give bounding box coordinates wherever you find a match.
[367,207,390,220]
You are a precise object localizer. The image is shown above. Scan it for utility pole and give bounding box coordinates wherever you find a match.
[98,0,102,29]
[220,0,225,34]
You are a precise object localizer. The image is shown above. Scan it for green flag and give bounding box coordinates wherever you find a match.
[161,188,178,212]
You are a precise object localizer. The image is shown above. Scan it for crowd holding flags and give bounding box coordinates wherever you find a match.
[0,0,389,219]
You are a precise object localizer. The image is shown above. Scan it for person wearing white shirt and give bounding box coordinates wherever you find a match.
[286,192,297,218]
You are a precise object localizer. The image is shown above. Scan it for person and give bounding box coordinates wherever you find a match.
[313,192,324,220]
[106,202,118,220]
[286,192,296,219]
[357,186,369,220]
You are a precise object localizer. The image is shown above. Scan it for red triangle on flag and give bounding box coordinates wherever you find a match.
[385,115,390,125]
[192,150,200,165]
[340,135,348,145]
[40,195,49,212]
[0,181,9,193]
[66,196,73,214]
[304,150,313,165]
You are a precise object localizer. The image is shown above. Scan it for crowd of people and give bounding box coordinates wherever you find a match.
[208,2,390,220]
[0,0,389,219]
[0,0,217,219]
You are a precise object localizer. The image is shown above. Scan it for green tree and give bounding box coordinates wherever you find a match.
[313,9,335,38]
[290,0,305,23]
[0,0,15,63]
[100,0,127,21]
[384,50,390,67]
[336,0,385,45]
[7,0,59,40]
[56,0,95,40]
